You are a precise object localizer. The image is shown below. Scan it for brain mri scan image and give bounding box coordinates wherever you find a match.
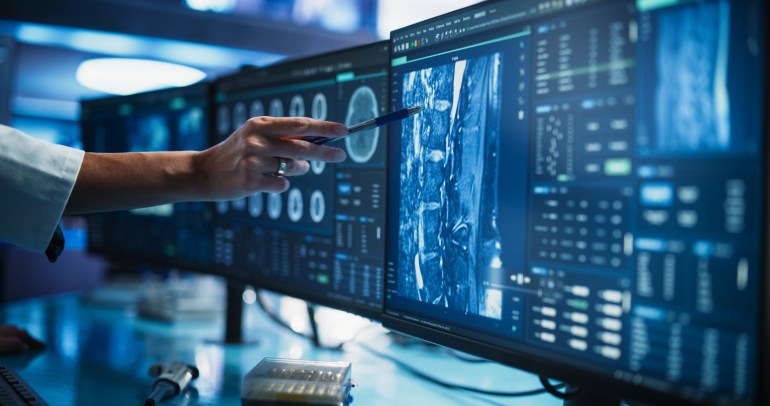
[310,161,326,175]
[290,95,305,117]
[309,190,326,223]
[267,192,283,219]
[250,100,265,118]
[233,102,247,131]
[217,105,230,135]
[287,188,304,222]
[269,99,284,117]
[312,92,328,120]
[248,193,263,218]
[344,86,379,163]
[232,196,247,211]
[397,53,504,319]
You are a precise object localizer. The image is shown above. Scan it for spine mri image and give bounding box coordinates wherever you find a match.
[398,53,504,319]
[654,0,731,152]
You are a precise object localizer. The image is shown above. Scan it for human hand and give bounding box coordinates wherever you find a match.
[0,325,45,355]
[194,116,347,200]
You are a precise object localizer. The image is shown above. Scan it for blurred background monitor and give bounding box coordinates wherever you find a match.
[80,82,215,273]
[212,41,389,319]
[384,0,767,405]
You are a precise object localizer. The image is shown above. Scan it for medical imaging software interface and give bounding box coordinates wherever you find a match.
[386,0,765,403]
[81,84,214,268]
[213,43,388,315]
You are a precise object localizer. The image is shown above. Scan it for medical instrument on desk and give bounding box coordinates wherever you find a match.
[300,105,421,145]
[145,362,199,406]
[241,357,354,405]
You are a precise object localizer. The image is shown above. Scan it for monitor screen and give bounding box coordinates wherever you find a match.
[384,0,766,405]
[213,42,389,318]
[81,83,215,271]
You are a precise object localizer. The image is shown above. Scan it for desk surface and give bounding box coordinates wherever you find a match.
[0,289,562,406]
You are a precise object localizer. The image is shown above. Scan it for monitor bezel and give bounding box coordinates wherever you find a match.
[381,0,769,405]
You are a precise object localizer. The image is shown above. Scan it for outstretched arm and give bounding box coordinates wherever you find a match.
[64,116,347,215]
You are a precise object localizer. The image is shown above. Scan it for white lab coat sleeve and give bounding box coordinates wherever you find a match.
[0,125,85,253]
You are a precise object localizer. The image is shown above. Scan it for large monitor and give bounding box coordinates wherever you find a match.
[80,83,215,272]
[212,42,389,319]
[384,0,767,405]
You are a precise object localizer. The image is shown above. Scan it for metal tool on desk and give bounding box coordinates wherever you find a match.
[145,362,199,406]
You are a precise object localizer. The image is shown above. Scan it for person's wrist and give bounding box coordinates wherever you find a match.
[189,149,212,200]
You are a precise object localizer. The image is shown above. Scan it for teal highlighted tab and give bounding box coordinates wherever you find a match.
[317,274,330,285]
[336,72,355,82]
[391,56,408,67]
[637,0,680,12]
[604,158,632,176]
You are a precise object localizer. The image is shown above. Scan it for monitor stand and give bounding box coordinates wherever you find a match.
[220,280,257,345]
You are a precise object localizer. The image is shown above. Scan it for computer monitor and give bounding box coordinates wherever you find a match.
[80,83,215,272]
[212,42,389,319]
[383,0,767,405]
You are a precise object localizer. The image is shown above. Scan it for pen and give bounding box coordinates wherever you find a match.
[303,105,422,145]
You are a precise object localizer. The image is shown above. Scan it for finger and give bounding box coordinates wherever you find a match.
[0,337,29,354]
[258,174,290,193]
[249,116,347,138]
[264,138,347,163]
[17,329,45,349]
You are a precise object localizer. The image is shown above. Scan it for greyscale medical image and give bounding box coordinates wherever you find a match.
[397,53,504,319]
[128,114,170,152]
[178,107,207,151]
[345,86,379,163]
[654,0,731,152]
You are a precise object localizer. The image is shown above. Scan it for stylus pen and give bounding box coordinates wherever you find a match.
[303,105,422,145]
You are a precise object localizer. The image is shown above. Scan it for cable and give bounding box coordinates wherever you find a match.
[254,290,314,341]
[444,348,493,364]
[357,341,564,397]
[254,290,342,351]
[254,291,566,400]
[538,376,581,399]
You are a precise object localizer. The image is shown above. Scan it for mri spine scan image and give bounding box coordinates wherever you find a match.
[345,86,379,163]
[397,53,504,320]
